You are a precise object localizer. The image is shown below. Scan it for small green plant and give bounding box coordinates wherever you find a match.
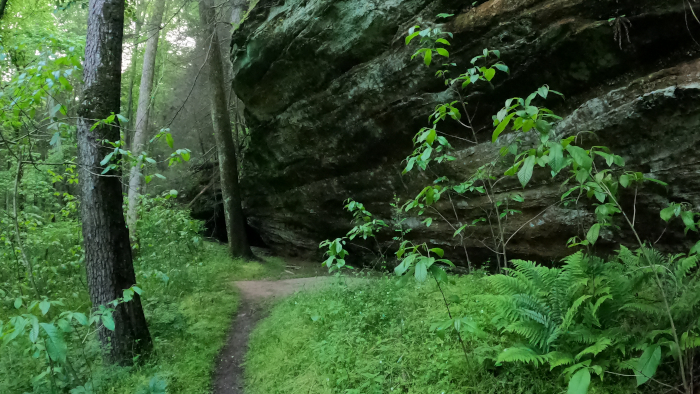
[320,199,389,273]
[0,286,142,391]
[393,241,485,365]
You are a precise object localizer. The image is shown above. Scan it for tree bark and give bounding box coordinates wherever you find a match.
[126,0,166,239]
[123,0,147,133]
[77,0,152,365]
[0,0,9,21]
[199,0,253,259]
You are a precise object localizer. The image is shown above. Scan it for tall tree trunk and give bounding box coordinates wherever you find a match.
[199,0,253,259]
[124,0,147,134]
[126,0,166,239]
[0,0,9,21]
[77,0,152,365]
[122,1,145,195]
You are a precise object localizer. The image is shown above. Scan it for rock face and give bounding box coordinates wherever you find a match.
[230,0,700,266]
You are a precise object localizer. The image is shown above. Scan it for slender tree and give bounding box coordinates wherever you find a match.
[123,0,147,129]
[199,0,253,259]
[0,0,8,21]
[126,0,167,239]
[77,0,152,364]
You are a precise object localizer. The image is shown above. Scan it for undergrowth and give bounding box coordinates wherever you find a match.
[0,192,286,393]
[244,275,636,394]
[89,244,285,394]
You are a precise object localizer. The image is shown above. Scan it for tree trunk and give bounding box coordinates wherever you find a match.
[0,0,9,21]
[77,0,152,365]
[199,0,253,259]
[124,0,147,134]
[126,0,167,239]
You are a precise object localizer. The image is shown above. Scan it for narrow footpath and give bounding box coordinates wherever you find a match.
[212,276,337,394]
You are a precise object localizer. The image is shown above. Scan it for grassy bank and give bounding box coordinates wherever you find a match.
[0,196,289,394]
[98,244,292,394]
[245,273,636,394]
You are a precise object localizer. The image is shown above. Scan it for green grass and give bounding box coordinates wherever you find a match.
[0,240,286,394]
[245,273,636,394]
[99,243,287,394]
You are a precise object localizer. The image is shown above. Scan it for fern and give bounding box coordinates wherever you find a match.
[487,246,700,394]
[575,338,612,360]
[546,351,575,369]
[496,346,549,367]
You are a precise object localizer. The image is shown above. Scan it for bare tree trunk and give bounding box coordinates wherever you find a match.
[199,0,253,259]
[77,0,152,365]
[0,0,9,21]
[124,0,147,133]
[126,0,167,239]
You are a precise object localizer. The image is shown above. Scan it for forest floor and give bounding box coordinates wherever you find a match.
[212,255,333,394]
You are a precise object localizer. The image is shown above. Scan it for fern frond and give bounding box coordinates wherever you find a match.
[505,321,549,349]
[675,255,698,282]
[575,337,612,360]
[567,327,599,344]
[546,351,575,369]
[617,245,636,268]
[496,346,549,367]
[512,294,550,317]
[486,275,530,296]
[680,332,700,350]
[560,295,591,331]
[620,302,664,316]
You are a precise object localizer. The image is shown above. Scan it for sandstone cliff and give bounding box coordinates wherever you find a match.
[230,0,700,266]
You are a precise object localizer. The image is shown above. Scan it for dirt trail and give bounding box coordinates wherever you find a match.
[212,276,336,394]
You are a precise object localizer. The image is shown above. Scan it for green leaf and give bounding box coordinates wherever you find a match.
[690,240,700,255]
[101,312,115,331]
[415,261,428,282]
[435,38,451,46]
[50,132,61,146]
[50,103,62,117]
[517,155,536,187]
[548,143,565,173]
[100,152,114,166]
[619,174,629,188]
[14,298,22,309]
[586,223,600,245]
[424,50,432,66]
[483,68,496,81]
[428,265,447,283]
[660,205,676,222]
[644,177,668,186]
[116,114,128,124]
[429,248,444,257]
[435,48,449,58]
[165,133,174,149]
[41,323,67,363]
[39,300,50,316]
[566,145,592,170]
[635,345,661,386]
[73,313,88,326]
[568,368,591,394]
[681,210,697,233]
[453,223,469,237]
[492,113,516,142]
[58,76,72,91]
[405,31,420,45]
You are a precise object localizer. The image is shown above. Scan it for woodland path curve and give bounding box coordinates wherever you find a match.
[212,276,337,394]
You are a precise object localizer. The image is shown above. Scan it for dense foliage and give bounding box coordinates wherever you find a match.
[315,13,700,394]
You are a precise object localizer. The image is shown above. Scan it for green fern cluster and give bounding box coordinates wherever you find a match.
[484,248,700,392]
